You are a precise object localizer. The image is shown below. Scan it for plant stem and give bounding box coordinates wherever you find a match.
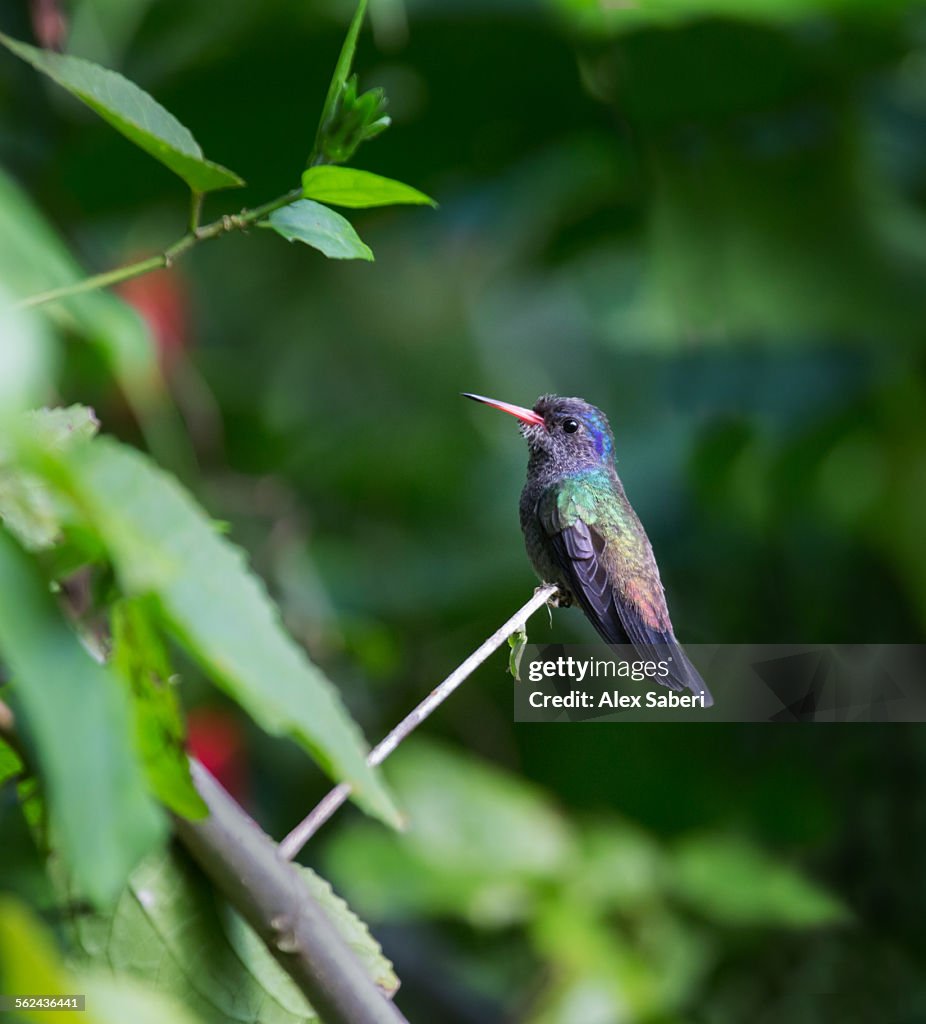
[189,191,204,233]
[279,584,560,860]
[4,683,405,1022]
[175,761,409,1024]
[14,187,303,311]
[15,255,168,309]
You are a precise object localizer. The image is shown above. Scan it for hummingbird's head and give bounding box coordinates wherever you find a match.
[462,393,615,471]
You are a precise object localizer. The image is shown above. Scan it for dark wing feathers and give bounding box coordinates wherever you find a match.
[548,519,712,704]
[554,520,617,635]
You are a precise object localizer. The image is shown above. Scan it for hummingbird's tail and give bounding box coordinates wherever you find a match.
[544,520,712,707]
[665,637,713,707]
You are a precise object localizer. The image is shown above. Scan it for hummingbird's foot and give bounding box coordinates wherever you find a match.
[538,584,571,608]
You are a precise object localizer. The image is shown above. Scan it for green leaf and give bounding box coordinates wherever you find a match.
[0,739,21,788]
[0,748,47,903]
[571,821,665,912]
[301,166,435,209]
[73,850,316,1024]
[0,789,54,908]
[26,405,101,449]
[0,168,190,472]
[386,739,572,877]
[312,0,368,163]
[0,468,63,552]
[71,849,397,1022]
[267,201,374,261]
[78,975,211,1024]
[0,406,99,551]
[0,34,243,193]
[507,626,527,681]
[528,897,690,1023]
[111,599,207,820]
[0,168,144,365]
[670,834,851,927]
[39,436,398,828]
[0,896,208,1024]
[0,298,57,418]
[300,866,398,996]
[325,824,486,923]
[0,898,66,1022]
[325,739,574,926]
[0,530,166,905]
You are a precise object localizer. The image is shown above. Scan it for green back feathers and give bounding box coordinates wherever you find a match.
[540,469,651,572]
[548,470,607,528]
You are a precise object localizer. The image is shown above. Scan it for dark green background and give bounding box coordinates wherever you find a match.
[2,0,925,1020]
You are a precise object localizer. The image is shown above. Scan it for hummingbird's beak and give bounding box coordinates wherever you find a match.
[461,393,545,426]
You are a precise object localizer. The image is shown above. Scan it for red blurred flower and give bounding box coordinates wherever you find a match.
[118,268,191,376]
[186,707,250,806]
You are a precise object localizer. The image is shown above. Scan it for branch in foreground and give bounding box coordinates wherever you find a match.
[279,583,559,861]
[174,760,409,1024]
[0,698,407,1024]
[14,188,303,310]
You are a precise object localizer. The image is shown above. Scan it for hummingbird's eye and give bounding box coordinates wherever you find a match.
[562,418,580,434]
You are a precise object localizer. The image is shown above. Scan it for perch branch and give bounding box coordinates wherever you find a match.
[279,583,559,860]
[1,697,407,1024]
[174,761,409,1024]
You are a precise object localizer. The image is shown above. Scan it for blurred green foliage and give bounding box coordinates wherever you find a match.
[0,527,165,905]
[324,739,849,1022]
[2,0,926,1020]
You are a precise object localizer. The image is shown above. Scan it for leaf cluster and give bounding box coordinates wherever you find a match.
[0,5,423,1016]
[0,0,432,273]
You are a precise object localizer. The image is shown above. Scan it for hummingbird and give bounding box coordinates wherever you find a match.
[463,392,712,705]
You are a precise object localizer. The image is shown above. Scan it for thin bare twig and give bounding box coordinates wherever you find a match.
[279,583,559,860]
